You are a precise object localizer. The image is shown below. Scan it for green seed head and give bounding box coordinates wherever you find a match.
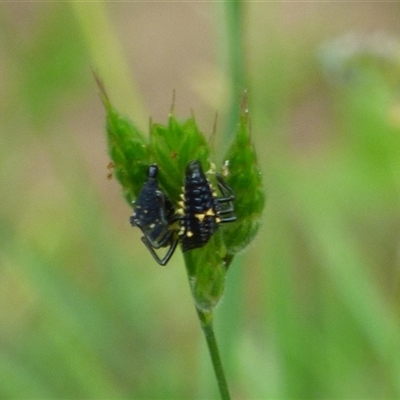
[96,78,265,312]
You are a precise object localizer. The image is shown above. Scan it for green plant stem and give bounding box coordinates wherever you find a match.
[196,309,231,400]
[224,0,246,144]
[70,1,148,131]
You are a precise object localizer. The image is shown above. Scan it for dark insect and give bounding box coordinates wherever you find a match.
[178,160,236,252]
[130,164,178,266]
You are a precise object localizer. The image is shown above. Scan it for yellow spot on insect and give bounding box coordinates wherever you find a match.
[195,213,206,222]
[176,208,185,215]
[216,217,221,223]
[205,208,215,216]
[178,201,184,208]
[186,230,194,238]
[180,193,185,200]
[179,226,185,235]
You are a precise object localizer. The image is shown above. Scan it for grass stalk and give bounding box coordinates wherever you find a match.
[196,309,231,400]
[70,1,148,130]
[223,0,246,143]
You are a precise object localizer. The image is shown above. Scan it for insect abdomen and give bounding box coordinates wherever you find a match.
[180,161,219,252]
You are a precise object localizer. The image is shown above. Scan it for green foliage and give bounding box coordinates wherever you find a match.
[150,114,210,203]
[95,75,150,204]
[15,5,87,129]
[184,236,227,313]
[96,77,264,313]
[2,3,400,400]
[222,99,265,257]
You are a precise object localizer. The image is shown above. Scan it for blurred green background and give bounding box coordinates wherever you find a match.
[2,2,400,399]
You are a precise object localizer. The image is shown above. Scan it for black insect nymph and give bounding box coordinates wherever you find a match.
[178,160,236,252]
[130,164,178,265]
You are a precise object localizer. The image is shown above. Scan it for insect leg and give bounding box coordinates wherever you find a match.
[141,234,178,266]
[215,173,235,202]
[159,236,179,265]
[214,173,236,218]
[218,215,237,223]
[217,202,235,216]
